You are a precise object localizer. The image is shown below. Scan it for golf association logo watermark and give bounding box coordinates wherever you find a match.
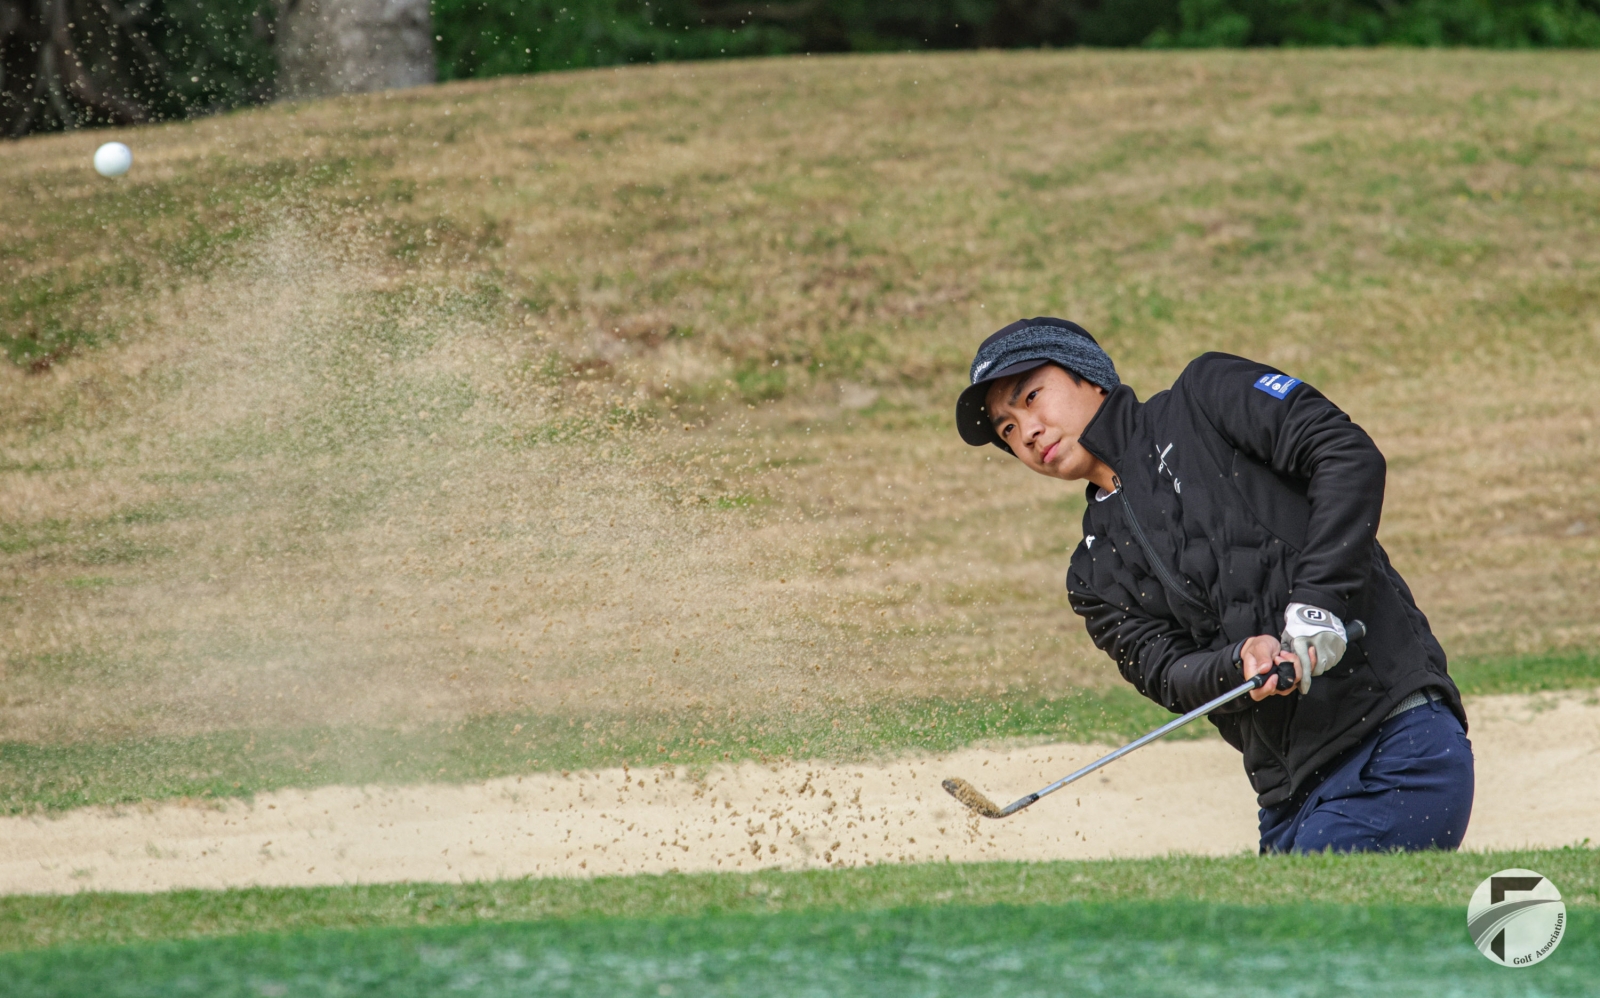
[1468,869,1565,967]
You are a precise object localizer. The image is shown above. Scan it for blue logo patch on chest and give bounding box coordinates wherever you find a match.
[1253,373,1302,400]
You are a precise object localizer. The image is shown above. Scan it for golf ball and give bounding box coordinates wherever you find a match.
[93,142,132,178]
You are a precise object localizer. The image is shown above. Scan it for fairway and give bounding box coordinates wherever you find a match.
[0,851,1594,992]
[4,901,1595,998]
[1,849,1596,995]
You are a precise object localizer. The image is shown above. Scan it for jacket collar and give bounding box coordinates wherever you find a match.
[1077,383,1141,474]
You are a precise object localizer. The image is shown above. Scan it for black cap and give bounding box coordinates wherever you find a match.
[956,317,1117,451]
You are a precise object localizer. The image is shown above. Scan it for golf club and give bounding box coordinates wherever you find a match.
[943,619,1367,819]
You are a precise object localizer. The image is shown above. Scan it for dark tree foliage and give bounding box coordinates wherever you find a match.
[434,0,1600,81]
[1143,0,1600,46]
[1,0,274,137]
[430,0,1086,78]
[6,0,1600,137]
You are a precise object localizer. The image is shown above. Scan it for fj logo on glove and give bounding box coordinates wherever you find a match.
[1469,870,1565,966]
[1281,602,1348,694]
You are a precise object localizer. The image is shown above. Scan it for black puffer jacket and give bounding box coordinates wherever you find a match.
[1066,352,1465,808]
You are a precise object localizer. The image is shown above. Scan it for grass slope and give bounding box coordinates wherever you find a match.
[2,50,1598,809]
[2,850,1593,953]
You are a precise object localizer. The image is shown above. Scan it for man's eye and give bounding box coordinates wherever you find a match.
[1026,390,1039,404]
[1001,423,1013,437]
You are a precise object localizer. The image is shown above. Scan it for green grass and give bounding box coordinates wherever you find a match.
[4,901,1595,997]
[0,689,1193,814]
[0,155,365,370]
[0,656,1589,815]
[2,850,1593,954]
[1450,651,1600,696]
[2,853,1596,995]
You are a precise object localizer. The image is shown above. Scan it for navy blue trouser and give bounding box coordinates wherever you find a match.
[1259,694,1475,854]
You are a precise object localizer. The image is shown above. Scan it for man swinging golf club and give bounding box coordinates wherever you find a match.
[951,317,1474,853]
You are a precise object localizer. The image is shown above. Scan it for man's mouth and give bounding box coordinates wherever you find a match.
[1041,441,1061,464]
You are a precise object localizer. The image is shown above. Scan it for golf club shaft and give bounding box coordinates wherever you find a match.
[989,619,1366,818]
[988,675,1265,817]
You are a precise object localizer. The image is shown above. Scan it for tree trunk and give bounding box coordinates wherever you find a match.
[276,0,434,99]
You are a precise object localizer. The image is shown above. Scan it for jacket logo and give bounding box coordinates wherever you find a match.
[1253,373,1302,400]
[1157,443,1182,493]
[1085,534,1095,549]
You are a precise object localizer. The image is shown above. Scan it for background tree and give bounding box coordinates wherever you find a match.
[0,0,274,137]
[275,0,434,99]
[432,0,1600,79]
[8,0,1600,138]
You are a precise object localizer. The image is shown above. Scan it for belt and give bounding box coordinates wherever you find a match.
[1383,688,1443,722]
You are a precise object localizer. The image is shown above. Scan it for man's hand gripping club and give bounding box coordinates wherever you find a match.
[943,620,1364,819]
[1240,604,1352,700]
[1238,634,1301,701]
[1282,603,1348,695]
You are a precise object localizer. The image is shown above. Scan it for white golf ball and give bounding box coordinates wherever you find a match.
[93,142,132,178]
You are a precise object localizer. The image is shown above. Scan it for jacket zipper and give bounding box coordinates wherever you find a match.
[1112,475,1213,618]
[1252,712,1295,786]
[1114,476,1296,783]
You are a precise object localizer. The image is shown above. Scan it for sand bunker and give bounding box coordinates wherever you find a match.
[0,692,1593,895]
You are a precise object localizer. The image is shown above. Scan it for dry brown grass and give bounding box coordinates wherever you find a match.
[1,49,1597,753]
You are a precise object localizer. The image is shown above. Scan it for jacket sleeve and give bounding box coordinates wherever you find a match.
[1067,552,1250,715]
[1182,352,1385,621]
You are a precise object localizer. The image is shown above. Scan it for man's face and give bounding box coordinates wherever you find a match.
[984,364,1109,481]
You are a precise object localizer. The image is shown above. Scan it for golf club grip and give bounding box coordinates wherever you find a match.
[1244,658,1298,691]
[1251,618,1365,692]
[1271,657,1298,691]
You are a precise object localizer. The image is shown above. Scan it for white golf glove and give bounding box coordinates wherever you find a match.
[1281,603,1347,695]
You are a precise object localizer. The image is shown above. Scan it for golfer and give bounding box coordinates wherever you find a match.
[957,317,1474,853]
